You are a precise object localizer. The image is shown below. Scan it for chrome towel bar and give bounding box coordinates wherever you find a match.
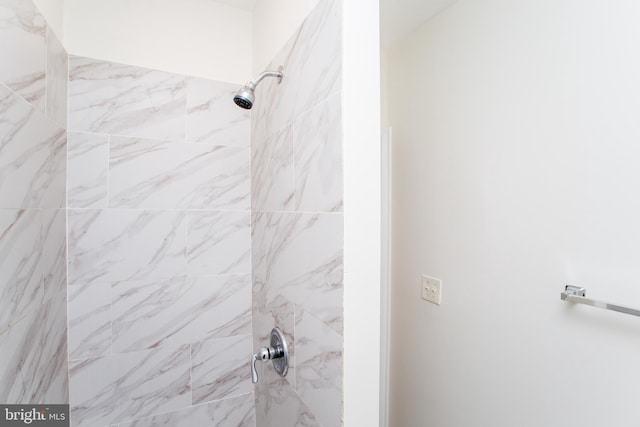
[561,285,640,318]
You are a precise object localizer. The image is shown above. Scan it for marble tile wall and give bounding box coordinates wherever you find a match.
[250,0,345,426]
[2,0,343,424]
[66,56,255,426]
[0,0,68,405]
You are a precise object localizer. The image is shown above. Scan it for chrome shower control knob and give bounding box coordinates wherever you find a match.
[251,327,289,384]
[256,347,270,361]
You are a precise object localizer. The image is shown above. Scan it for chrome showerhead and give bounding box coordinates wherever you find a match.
[233,66,283,110]
[233,85,255,109]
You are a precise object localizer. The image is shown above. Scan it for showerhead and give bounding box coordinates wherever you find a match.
[233,86,255,109]
[233,66,284,110]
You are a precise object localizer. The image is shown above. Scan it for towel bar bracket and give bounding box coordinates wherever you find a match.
[561,285,586,300]
[561,285,640,318]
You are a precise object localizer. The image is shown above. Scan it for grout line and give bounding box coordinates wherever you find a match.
[106,135,111,207]
[185,210,189,277]
[44,24,49,119]
[109,283,114,356]
[189,343,194,406]
[184,76,188,143]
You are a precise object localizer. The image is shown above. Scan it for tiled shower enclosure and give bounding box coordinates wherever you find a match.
[0,0,344,425]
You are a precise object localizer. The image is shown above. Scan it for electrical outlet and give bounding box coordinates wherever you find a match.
[421,275,442,306]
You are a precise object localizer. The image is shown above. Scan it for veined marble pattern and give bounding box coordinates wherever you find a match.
[68,282,111,360]
[67,132,109,208]
[0,290,68,404]
[64,55,258,424]
[110,136,250,210]
[187,211,251,276]
[0,0,46,109]
[69,345,191,427]
[263,212,344,334]
[119,394,255,427]
[0,209,42,332]
[43,208,66,299]
[252,0,341,141]
[0,0,69,410]
[186,77,250,148]
[0,85,66,209]
[68,56,186,140]
[0,298,39,403]
[285,0,341,114]
[68,209,187,285]
[294,92,343,212]
[191,334,253,404]
[26,290,68,404]
[295,307,343,427]
[251,124,294,212]
[250,1,345,425]
[112,275,251,352]
[46,26,67,128]
[255,375,321,427]
[251,212,268,286]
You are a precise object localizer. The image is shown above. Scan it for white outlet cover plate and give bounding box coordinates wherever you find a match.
[421,274,442,306]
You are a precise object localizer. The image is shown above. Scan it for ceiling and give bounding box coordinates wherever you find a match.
[209,0,459,48]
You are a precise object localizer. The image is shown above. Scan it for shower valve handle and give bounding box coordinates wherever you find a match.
[250,327,289,384]
[251,345,282,383]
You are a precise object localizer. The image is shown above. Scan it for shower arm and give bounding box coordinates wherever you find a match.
[247,67,284,89]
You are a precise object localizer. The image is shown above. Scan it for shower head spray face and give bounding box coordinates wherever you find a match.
[234,86,255,109]
[232,66,283,110]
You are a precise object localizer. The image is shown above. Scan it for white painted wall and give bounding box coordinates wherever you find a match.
[33,0,64,40]
[343,0,381,425]
[252,0,319,74]
[63,0,252,83]
[380,49,389,128]
[380,0,457,48]
[388,0,640,426]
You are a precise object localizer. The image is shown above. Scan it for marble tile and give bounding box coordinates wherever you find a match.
[0,85,66,208]
[0,0,46,109]
[46,26,68,128]
[286,0,342,113]
[0,209,42,332]
[186,77,250,148]
[68,209,187,285]
[0,303,37,403]
[252,0,342,141]
[187,211,251,276]
[294,92,343,212]
[112,275,251,353]
[110,136,250,210]
[67,132,109,208]
[191,334,253,404]
[295,307,343,427]
[68,282,111,360]
[28,290,68,404]
[69,345,191,427]
[119,394,255,427]
[263,212,344,334]
[0,290,68,404]
[250,1,344,424]
[68,56,186,140]
[255,375,320,427]
[251,124,294,212]
[43,208,66,300]
[251,212,267,286]
[39,129,66,208]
